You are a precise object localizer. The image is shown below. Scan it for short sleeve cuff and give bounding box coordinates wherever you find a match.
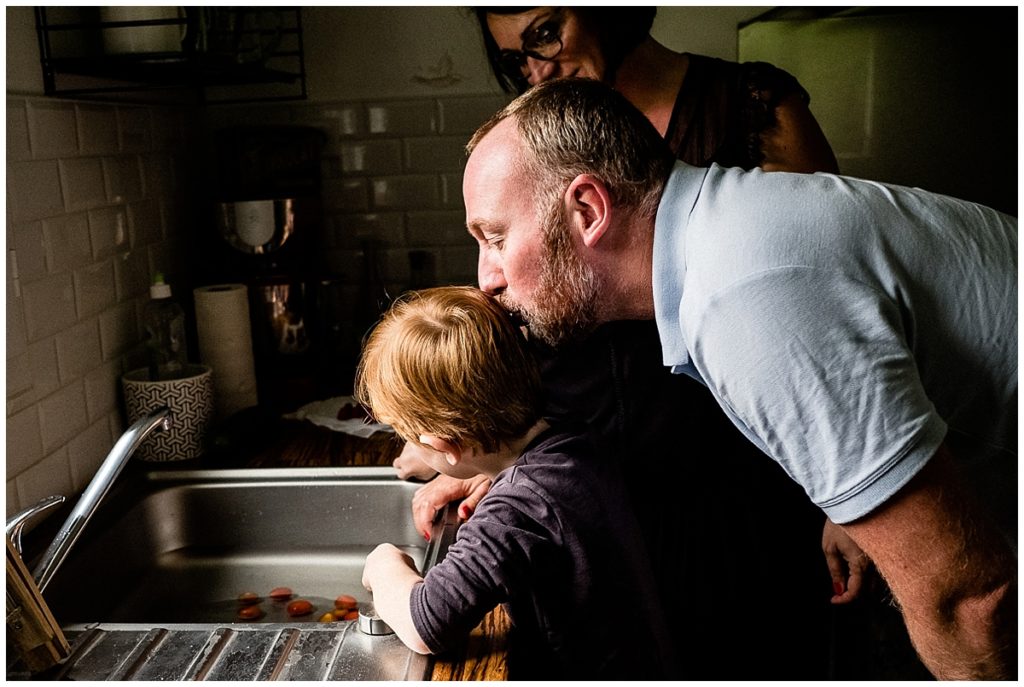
[821,414,947,524]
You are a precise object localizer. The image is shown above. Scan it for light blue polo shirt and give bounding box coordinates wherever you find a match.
[653,162,1017,528]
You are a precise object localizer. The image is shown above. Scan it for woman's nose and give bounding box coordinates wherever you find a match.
[524,56,557,86]
[477,250,507,296]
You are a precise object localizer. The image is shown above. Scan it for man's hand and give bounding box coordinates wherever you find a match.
[411,474,492,540]
[393,441,440,481]
[822,517,872,604]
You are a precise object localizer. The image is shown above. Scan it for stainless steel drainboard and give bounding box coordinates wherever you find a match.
[52,622,429,681]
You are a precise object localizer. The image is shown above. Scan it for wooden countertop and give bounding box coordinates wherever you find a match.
[234,418,510,681]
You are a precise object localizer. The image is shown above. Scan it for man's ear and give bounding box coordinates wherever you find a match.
[564,173,612,248]
[419,435,461,466]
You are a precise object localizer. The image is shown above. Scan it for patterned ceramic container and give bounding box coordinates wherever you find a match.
[122,365,214,461]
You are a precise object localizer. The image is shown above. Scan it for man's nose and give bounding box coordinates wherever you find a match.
[524,57,557,86]
[477,250,507,296]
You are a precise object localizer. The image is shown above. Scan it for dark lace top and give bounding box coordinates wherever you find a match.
[666,52,809,169]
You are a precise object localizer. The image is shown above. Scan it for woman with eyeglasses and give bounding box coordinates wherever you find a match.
[477,7,839,173]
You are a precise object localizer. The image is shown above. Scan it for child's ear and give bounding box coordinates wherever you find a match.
[419,435,461,466]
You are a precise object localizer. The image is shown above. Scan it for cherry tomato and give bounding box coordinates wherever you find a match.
[237,605,264,621]
[331,608,349,620]
[318,612,336,623]
[237,591,260,605]
[334,594,358,610]
[286,599,314,617]
[342,609,359,621]
[270,587,293,601]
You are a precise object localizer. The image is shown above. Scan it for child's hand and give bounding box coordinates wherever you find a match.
[362,543,418,593]
[360,543,431,655]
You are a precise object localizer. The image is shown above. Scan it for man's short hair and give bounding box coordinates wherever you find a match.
[468,77,676,221]
[354,286,543,453]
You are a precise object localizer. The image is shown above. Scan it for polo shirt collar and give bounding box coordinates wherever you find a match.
[652,162,707,369]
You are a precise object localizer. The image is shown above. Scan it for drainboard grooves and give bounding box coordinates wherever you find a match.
[204,627,284,681]
[184,627,234,681]
[257,627,301,680]
[112,627,169,680]
[275,628,347,681]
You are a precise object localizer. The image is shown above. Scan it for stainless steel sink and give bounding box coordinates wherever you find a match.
[15,467,457,681]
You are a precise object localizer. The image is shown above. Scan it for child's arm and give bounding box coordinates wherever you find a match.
[362,543,432,654]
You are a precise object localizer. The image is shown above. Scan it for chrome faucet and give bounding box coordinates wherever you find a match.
[6,407,172,593]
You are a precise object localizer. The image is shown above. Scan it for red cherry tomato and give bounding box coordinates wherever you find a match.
[237,605,264,621]
[334,594,358,610]
[286,599,314,617]
[270,586,293,601]
[237,591,260,605]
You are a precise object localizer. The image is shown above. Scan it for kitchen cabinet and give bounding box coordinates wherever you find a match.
[35,7,307,104]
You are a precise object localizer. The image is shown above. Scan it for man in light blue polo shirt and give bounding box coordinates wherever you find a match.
[461,78,1016,679]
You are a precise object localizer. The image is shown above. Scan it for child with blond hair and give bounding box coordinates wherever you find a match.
[355,286,674,679]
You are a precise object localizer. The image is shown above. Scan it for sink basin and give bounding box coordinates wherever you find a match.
[18,467,457,681]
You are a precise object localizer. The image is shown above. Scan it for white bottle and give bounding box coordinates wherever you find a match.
[143,273,188,381]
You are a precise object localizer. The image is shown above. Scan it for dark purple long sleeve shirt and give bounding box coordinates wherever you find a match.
[409,426,675,679]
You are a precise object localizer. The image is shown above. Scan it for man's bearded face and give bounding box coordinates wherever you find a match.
[498,200,599,347]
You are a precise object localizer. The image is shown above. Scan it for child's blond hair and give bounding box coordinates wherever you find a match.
[354,286,543,453]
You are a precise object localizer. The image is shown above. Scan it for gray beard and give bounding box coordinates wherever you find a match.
[500,211,600,348]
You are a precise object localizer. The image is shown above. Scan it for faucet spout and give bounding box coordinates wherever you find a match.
[32,406,172,593]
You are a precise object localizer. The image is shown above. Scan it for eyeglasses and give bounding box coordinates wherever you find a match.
[496,11,564,80]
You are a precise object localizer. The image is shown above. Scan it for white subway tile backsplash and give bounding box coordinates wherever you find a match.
[371,175,441,210]
[114,249,151,301]
[324,178,369,212]
[38,380,89,454]
[84,360,122,422]
[407,210,470,246]
[441,244,479,284]
[404,136,468,173]
[7,480,20,519]
[59,157,107,212]
[88,206,129,260]
[13,221,47,283]
[98,300,139,362]
[367,100,439,136]
[293,103,367,140]
[128,198,163,247]
[74,261,117,319]
[17,447,72,509]
[7,352,35,410]
[27,101,79,159]
[43,213,92,274]
[27,337,62,407]
[440,172,465,209]
[7,100,32,162]
[56,319,102,385]
[76,104,120,156]
[68,416,115,492]
[141,152,172,197]
[103,155,144,203]
[437,95,509,134]
[341,140,403,174]
[7,406,43,476]
[21,273,76,340]
[117,106,153,152]
[327,212,405,249]
[8,160,64,222]
[8,96,193,503]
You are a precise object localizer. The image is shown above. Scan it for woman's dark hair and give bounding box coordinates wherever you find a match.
[473,7,657,94]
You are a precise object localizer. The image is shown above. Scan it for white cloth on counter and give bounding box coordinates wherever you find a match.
[283,396,393,438]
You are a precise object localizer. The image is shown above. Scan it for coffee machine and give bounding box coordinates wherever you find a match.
[204,125,332,412]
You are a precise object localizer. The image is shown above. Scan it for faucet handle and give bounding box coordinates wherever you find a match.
[6,495,66,555]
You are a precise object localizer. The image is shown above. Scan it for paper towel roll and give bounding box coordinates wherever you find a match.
[194,284,259,419]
